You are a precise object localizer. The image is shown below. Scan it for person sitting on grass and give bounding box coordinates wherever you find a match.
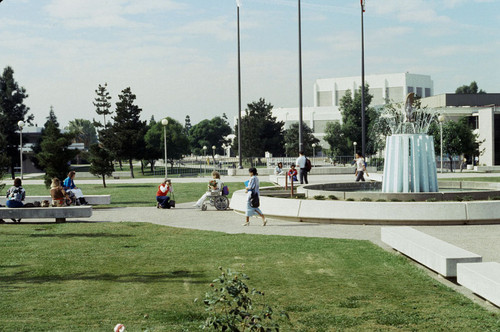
[5,178,25,223]
[50,178,73,207]
[287,164,298,183]
[193,171,223,208]
[156,179,173,209]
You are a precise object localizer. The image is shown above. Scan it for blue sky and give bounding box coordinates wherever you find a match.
[1,0,498,128]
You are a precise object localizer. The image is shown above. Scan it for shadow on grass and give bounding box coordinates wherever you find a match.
[0,270,207,284]
[29,233,134,238]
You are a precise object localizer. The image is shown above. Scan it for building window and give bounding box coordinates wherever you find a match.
[407,86,414,94]
[425,88,431,97]
[416,87,423,97]
[317,91,332,107]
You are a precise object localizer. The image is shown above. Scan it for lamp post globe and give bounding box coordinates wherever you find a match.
[353,141,357,158]
[162,119,169,178]
[312,143,317,166]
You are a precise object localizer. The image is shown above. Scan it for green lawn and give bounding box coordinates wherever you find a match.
[19,182,273,208]
[0,223,499,331]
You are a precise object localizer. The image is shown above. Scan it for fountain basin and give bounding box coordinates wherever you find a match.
[300,181,500,202]
[229,182,500,225]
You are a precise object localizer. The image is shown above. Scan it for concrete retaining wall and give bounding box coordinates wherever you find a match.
[230,189,500,225]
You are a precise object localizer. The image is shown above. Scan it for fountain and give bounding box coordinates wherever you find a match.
[381,93,438,193]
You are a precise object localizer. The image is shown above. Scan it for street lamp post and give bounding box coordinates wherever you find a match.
[312,143,316,166]
[285,143,288,158]
[212,145,216,170]
[161,118,168,178]
[353,141,357,158]
[298,0,304,152]
[203,145,207,175]
[360,0,366,159]
[438,115,445,173]
[18,120,25,180]
[236,0,243,169]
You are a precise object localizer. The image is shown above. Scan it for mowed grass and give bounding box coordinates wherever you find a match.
[20,182,273,208]
[1,223,499,331]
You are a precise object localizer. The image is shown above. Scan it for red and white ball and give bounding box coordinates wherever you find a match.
[114,323,125,332]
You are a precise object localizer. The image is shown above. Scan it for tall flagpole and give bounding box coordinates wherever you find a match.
[236,0,243,169]
[360,0,366,158]
[298,0,304,152]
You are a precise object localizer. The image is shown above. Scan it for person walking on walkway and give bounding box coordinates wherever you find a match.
[243,167,266,226]
[296,151,308,184]
[355,152,368,182]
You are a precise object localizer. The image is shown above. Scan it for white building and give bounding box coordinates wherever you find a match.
[273,72,434,147]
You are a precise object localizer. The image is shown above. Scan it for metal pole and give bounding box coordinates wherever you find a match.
[360,1,366,158]
[298,0,304,152]
[237,4,243,169]
[164,125,168,178]
[440,122,443,173]
[19,129,23,180]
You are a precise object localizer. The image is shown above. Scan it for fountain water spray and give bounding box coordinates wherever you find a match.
[382,93,439,193]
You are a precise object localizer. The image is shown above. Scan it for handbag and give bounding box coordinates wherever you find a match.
[169,191,176,208]
[250,192,260,208]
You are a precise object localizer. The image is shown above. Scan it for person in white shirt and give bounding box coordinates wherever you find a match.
[274,162,284,175]
[194,171,223,208]
[355,152,368,182]
[295,151,308,184]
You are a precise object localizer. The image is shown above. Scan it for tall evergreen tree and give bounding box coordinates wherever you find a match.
[184,115,192,136]
[36,109,77,187]
[88,144,114,188]
[93,83,112,128]
[0,66,33,178]
[100,87,146,178]
[234,98,284,158]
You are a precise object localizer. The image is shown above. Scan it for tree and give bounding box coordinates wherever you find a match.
[0,66,33,178]
[66,119,97,149]
[184,115,192,136]
[189,116,232,157]
[428,117,481,172]
[455,81,486,94]
[284,123,319,157]
[144,117,190,171]
[234,98,284,158]
[93,83,112,128]
[88,144,114,188]
[338,85,377,156]
[99,87,146,178]
[0,133,9,192]
[324,121,349,157]
[36,109,77,187]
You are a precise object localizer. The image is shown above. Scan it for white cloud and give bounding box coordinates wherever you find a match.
[373,0,451,24]
[44,0,184,29]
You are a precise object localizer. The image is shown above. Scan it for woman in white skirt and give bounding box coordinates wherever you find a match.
[243,167,267,226]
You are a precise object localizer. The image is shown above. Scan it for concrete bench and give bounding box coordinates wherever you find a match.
[457,262,500,307]
[0,195,111,205]
[0,206,92,223]
[381,227,482,277]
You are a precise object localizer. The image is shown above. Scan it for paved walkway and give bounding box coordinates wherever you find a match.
[87,202,500,264]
